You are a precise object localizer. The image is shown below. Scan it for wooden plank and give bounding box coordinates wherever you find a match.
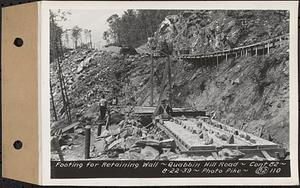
[62,122,80,133]
[212,152,220,160]
[261,150,278,160]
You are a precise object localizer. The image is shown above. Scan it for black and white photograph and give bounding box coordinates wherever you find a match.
[45,1,298,182]
[1,0,298,186]
[50,8,290,161]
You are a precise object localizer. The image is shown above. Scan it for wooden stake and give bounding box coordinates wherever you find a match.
[85,125,91,159]
[51,137,64,161]
[225,53,228,62]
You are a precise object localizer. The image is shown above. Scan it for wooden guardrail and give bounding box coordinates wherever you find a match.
[179,34,289,61]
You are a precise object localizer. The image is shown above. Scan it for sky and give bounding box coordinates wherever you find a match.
[55,9,126,47]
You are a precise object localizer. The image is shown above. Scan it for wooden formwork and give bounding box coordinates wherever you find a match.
[156,117,286,160]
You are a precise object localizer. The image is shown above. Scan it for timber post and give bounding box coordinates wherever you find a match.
[52,136,64,161]
[85,125,91,159]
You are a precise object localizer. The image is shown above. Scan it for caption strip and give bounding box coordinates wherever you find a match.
[51,160,290,178]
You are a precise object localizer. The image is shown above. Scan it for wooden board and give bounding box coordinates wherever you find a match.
[118,106,206,117]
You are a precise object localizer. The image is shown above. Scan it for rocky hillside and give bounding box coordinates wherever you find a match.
[155,10,288,53]
[151,10,289,149]
[51,10,290,150]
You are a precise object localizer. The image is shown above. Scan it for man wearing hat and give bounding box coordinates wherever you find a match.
[156,99,173,120]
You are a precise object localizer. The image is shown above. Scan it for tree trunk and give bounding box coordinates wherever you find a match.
[57,38,72,124]
[50,79,58,121]
[50,14,71,124]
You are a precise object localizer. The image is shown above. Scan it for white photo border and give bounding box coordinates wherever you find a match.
[40,1,299,186]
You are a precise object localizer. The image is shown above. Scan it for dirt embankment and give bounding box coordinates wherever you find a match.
[168,46,289,149]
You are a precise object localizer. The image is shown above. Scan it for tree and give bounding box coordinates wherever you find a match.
[50,79,58,121]
[104,9,180,48]
[49,10,72,124]
[83,29,92,49]
[71,25,82,49]
[103,31,110,44]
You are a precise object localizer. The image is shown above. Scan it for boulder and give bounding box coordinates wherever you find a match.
[141,146,160,160]
[93,140,106,153]
[124,136,140,149]
[218,148,245,159]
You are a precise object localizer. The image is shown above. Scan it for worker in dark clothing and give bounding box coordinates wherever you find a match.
[99,94,107,120]
[157,99,173,120]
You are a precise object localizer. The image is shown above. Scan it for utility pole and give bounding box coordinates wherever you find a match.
[148,37,157,107]
[155,39,173,112]
[167,54,172,107]
[150,52,154,106]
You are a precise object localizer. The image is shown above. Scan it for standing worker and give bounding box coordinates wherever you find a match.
[99,94,107,120]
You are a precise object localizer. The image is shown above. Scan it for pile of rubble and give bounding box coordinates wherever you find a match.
[52,111,271,161]
[89,109,178,160]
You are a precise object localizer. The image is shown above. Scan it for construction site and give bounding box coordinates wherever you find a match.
[50,10,290,161]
